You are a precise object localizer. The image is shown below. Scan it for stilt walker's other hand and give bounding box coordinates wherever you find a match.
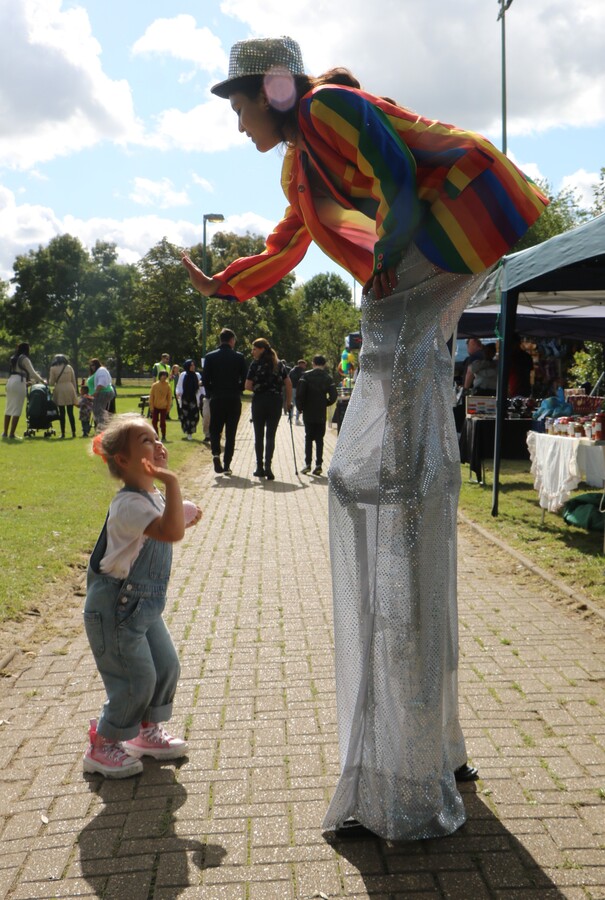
[363,266,398,299]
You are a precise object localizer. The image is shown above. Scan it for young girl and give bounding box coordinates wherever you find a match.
[83,413,202,778]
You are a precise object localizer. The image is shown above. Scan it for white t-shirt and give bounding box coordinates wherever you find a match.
[94,366,112,390]
[100,490,164,579]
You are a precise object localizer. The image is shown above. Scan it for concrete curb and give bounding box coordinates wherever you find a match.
[458,509,605,626]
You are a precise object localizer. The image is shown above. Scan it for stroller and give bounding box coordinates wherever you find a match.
[24,384,60,437]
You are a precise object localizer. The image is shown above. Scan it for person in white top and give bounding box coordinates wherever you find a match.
[89,357,114,430]
[3,342,45,439]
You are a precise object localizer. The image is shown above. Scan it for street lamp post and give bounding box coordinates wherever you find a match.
[201,213,225,359]
[497,0,514,156]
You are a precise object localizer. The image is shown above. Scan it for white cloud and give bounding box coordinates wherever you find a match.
[131,14,228,74]
[219,0,605,137]
[0,182,274,281]
[0,0,143,170]
[192,173,214,192]
[560,169,601,210]
[149,97,246,153]
[129,177,191,209]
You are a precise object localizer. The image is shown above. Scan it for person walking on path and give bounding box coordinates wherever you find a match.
[201,328,248,474]
[175,360,201,440]
[2,342,45,439]
[83,413,201,778]
[182,36,548,840]
[49,353,78,439]
[169,364,181,420]
[296,355,337,476]
[149,370,173,441]
[245,337,292,480]
[288,358,307,424]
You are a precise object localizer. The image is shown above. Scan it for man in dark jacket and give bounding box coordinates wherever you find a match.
[288,358,307,424]
[296,355,338,476]
[202,328,248,474]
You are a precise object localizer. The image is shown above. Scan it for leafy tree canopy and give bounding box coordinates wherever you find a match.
[303,271,353,313]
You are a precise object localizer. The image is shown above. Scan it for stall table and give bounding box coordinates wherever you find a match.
[526,432,605,551]
[526,431,605,510]
[458,417,534,483]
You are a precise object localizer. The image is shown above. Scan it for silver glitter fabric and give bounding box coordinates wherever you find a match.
[324,246,488,841]
[211,37,304,97]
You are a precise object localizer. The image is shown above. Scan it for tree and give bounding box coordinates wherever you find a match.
[591,167,605,216]
[86,242,140,384]
[302,299,360,376]
[568,342,605,391]
[5,234,94,371]
[187,231,297,359]
[303,272,353,313]
[512,180,582,253]
[128,238,204,370]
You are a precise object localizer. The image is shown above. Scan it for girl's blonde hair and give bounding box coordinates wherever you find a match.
[92,413,148,479]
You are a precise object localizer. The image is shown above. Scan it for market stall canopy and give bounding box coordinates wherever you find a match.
[459,212,605,341]
[455,212,605,516]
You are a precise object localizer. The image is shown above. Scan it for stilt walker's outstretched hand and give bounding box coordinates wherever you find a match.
[182,255,220,296]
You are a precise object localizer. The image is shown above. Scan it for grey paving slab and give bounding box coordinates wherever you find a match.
[0,415,604,899]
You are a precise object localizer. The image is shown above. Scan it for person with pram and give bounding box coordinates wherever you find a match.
[49,354,79,439]
[3,342,45,440]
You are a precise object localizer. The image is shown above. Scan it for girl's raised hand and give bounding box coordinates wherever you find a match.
[141,457,178,485]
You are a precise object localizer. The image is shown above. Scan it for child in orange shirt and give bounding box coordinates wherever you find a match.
[149,371,172,441]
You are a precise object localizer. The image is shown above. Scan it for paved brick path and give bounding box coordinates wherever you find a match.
[0,417,604,899]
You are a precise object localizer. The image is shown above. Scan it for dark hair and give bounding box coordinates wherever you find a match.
[89,358,102,371]
[232,68,361,144]
[252,337,278,371]
[313,355,326,366]
[220,328,236,343]
[51,354,69,367]
[10,342,30,367]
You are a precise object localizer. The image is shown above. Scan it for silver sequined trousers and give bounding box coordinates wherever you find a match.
[324,246,488,841]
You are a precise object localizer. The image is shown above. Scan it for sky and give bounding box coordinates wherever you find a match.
[0,0,604,298]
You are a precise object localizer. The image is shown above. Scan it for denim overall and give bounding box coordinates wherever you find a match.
[83,488,180,742]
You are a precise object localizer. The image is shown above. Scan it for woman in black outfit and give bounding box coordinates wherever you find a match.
[245,338,292,480]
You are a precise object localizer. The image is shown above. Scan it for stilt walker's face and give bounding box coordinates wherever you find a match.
[230,91,281,153]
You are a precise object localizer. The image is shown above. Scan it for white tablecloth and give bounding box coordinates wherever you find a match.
[526,432,605,512]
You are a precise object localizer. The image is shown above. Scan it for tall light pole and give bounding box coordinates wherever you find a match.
[201,213,224,359]
[497,0,514,156]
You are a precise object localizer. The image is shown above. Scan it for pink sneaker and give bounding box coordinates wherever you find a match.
[83,719,143,779]
[122,723,188,760]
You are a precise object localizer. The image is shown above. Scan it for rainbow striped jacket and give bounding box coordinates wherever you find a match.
[214,84,548,301]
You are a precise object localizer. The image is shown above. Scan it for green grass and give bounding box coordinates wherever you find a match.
[458,459,605,608]
[1,380,603,624]
[0,379,205,622]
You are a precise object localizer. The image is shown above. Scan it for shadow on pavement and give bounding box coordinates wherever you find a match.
[325,786,566,897]
[78,763,226,898]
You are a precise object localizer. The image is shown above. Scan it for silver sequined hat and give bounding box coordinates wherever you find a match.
[211,36,305,98]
